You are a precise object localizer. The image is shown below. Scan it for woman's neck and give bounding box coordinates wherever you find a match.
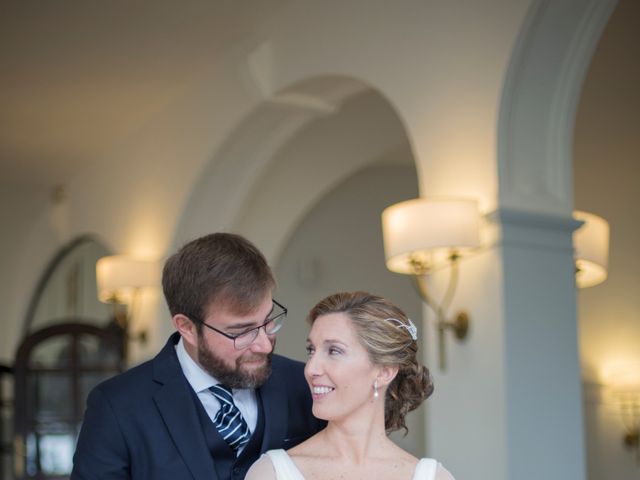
[318,408,394,463]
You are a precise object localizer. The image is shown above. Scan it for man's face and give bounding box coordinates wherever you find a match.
[196,295,276,389]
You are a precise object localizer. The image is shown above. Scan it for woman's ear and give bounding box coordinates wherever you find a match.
[377,365,399,387]
[173,314,197,347]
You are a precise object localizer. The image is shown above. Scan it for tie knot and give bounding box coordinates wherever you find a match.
[209,384,234,404]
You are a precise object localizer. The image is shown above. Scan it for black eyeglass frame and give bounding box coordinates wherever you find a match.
[192,299,288,350]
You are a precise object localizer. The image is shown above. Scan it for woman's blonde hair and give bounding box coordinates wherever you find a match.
[307,291,433,434]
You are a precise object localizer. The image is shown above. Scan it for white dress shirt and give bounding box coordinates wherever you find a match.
[175,337,258,452]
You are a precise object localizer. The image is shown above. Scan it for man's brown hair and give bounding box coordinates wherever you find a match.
[162,233,275,326]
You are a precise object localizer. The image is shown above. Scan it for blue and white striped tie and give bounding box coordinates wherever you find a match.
[209,384,251,453]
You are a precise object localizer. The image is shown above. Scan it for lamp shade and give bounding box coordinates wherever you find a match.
[382,198,481,274]
[96,255,160,303]
[573,210,609,288]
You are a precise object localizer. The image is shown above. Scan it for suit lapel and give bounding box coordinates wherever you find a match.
[152,334,218,480]
[258,361,289,452]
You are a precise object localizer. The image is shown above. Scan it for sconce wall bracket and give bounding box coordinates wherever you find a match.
[440,311,469,341]
[624,430,639,448]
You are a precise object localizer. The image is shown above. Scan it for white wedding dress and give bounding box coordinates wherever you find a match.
[247,449,450,480]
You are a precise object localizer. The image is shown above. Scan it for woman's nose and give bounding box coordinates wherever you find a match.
[304,352,322,377]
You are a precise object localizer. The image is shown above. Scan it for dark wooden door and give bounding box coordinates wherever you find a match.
[13,322,124,479]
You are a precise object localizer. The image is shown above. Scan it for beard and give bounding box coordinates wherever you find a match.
[197,335,274,389]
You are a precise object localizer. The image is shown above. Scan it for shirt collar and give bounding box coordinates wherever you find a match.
[175,336,220,394]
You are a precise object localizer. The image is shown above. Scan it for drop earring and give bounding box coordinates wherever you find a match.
[373,379,379,399]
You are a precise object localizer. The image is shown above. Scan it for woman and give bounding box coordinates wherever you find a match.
[246,291,455,480]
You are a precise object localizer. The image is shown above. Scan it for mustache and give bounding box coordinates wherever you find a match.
[239,352,270,363]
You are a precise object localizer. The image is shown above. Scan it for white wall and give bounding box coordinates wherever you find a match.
[574,0,640,384]
[0,187,57,362]
[574,1,640,475]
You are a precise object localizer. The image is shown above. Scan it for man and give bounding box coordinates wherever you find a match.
[71,233,324,480]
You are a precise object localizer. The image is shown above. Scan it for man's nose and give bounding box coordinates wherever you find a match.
[249,326,274,353]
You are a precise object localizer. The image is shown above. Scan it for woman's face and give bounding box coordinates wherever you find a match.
[304,312,379,422]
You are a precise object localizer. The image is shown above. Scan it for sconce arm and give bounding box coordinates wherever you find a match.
[106,287,148,351]
[410,253,469,370]
[411,253,462,322]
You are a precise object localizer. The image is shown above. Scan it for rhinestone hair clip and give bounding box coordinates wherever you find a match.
[385,317,418,341]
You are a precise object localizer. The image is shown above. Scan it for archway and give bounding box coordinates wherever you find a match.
[170,76,423,452]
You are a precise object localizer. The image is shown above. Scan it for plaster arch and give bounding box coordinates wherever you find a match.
[172,0,536,252]
[498,0,617,216]
[173,75,415,266]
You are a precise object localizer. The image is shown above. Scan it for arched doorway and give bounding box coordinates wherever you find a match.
[172,82,424,453]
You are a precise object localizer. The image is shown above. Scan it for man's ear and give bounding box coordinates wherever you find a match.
[377,365,399,388]
[173,314,197,347]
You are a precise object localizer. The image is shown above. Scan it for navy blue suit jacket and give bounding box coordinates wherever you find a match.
[71,333,323,479]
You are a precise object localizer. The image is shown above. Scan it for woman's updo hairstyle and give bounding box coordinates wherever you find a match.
[307,291,433,434]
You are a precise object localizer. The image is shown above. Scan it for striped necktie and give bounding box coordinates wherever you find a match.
[209,384,251,453]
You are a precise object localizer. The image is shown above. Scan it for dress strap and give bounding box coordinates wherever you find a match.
[413,458,438,480]
[266,449,306,480]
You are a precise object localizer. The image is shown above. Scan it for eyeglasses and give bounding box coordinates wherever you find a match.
[194,299,287,350]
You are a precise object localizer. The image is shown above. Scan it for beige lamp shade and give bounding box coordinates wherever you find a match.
[96,255,160,303]
[573,210,609,288]
[382,198,481,274]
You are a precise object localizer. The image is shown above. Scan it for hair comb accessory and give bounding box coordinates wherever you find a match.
[406,318,418,340]
[385,317,418,341]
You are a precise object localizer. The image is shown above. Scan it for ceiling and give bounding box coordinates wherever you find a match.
[0,1,635,191]
[0,0,289,189]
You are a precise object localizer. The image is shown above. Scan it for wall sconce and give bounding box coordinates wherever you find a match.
[606,366,640,461]
[381,198,481,370]
[573,210,609,288]
[96,255,160,344]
